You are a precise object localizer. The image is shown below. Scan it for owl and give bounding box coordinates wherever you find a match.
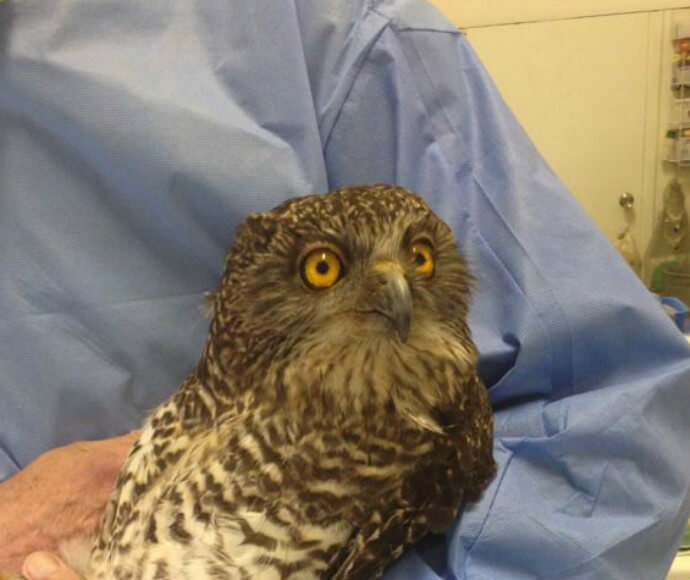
[5,185,496,580]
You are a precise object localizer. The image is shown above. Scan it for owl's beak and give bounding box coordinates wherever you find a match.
[371,261,412,342]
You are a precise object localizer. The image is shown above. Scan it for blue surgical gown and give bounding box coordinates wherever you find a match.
[1,1,690,578]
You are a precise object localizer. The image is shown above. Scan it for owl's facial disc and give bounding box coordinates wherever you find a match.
[365,260,412,342]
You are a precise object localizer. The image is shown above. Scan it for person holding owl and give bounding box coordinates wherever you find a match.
[1,0,690,579]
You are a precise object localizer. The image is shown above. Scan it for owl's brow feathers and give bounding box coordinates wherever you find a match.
[232,184,441,263]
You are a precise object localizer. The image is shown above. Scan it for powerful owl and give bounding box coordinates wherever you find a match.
[9,185,496,580]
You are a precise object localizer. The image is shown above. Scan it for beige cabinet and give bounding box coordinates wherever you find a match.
[465,12,659,248]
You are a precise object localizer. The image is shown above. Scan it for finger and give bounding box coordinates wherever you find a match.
[121,430,141,444]
[22,552,81,580]
[115,431,141,456]
[111,430,141,467]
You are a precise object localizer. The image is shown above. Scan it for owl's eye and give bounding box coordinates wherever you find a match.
[410,240,434,277]
[301,249,343,289]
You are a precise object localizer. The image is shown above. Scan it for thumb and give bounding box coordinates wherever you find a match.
[22,552,81,580]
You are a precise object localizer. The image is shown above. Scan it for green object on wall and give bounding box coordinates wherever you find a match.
[650,260,680,292]
[682,521,690,551]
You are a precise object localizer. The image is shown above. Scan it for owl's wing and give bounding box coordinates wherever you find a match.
[324,436,465,580]
[324,503,428,580]
[326,372,495,580]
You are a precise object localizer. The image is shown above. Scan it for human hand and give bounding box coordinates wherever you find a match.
[0,431,139,574]
[22,552,80,580]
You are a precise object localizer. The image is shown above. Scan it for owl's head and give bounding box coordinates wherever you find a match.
[205,185,478,417]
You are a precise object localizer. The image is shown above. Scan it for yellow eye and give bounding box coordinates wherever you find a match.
[301,249,343,289]
[411,241,434,277]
